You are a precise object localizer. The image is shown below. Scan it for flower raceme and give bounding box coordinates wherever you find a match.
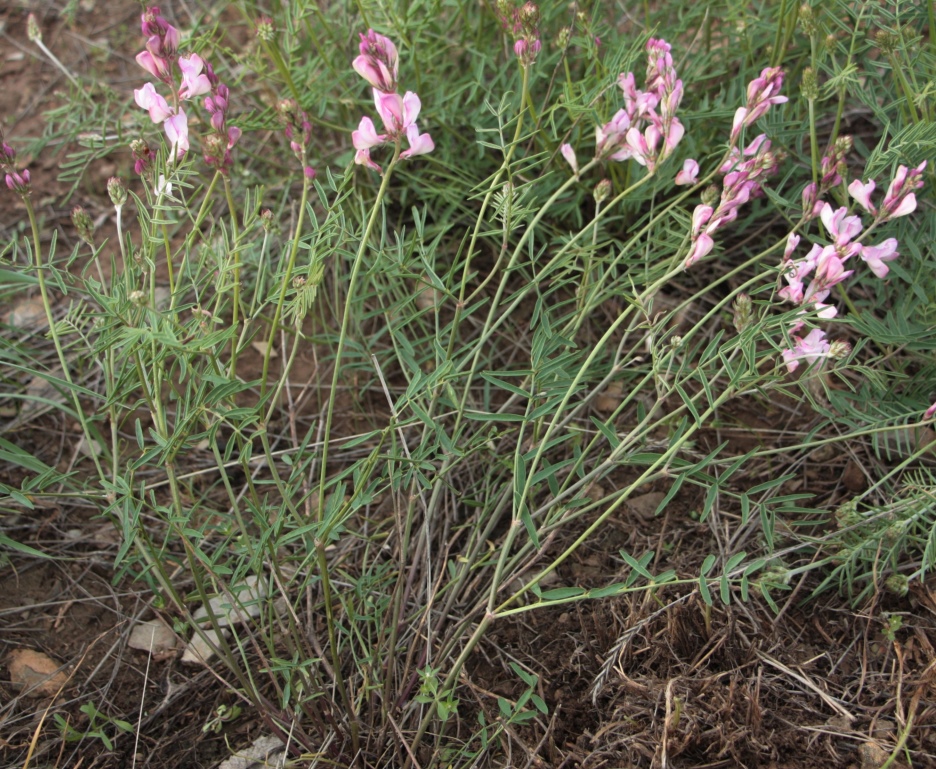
[132,8,241,170]
[730,66,788,143]
[776,160,926,373]
[561,38,684,178]
[1,133,31,196]
[353,29,399,93]
[351,31,434,173]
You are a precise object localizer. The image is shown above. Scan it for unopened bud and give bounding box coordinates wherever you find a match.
[107,176,127,208]
[801,67,819,100]
[884,573,909,597]
[732,293,753,332]
[260,208,274,232]
[798,4,817,36]
[27,13,42,43]
[256,15,275,41]
[833,136,853,159]
[822,33,837,54]
[593,179,611,204]
[556,26,571,48]
[129,289,147,305]
[828,339,851,360]
[701,184,720,207]
[5,169,31,195]
[292,276,306,289]
[71,206,95,245]
[519,2,540,28]
[874,30,898,55]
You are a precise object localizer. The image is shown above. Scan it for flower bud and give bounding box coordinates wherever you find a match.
[131,139,153,176]
[884,573,909,597]
[874,30,898,55]
[71,206,95,245]
[798,4,817,35]
[27,13,42,43]
[260,208,274,232]
[129,289,147,305]
[800,67,818,100]
[556,26,571,48]
[732,293,752,332]
[107,176,128,208]
[828,339,851,360]
[5,169,31,195]
[593,179,611,204]
[701,184,720,207]
[256,15,275,41]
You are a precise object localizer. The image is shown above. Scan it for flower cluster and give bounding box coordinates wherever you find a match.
[777,160,926,371]
[801,135,852,220]
[561,38,684,175]
[494,0,542,66]
[685,134,783,266]
[0,132,30,196]
[277,99,316,180]
[351,30,434,173]
[132,6,240,169]
[730,67,788,143]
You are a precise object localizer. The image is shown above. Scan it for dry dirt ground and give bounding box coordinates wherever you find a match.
[2,3,936,769]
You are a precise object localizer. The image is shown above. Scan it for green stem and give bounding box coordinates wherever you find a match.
[25,198,106,483]
[260,176,311,399]
[316,148,400,521]
[224,176,242,376]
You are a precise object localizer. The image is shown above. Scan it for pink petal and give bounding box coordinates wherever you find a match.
[134,83,173,123]
[164,110,189,157]
[560,143,578,174]
[400,124,434,159]
[847,178,877,213]
[352,116,386,150]
[674,158,698,186]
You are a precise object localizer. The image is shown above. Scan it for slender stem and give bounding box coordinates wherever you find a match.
[25,198,106,483]
[261,177,311,398]
[316,148,400,521]
[224,176,242,376]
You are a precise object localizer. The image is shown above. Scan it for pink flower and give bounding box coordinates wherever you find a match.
[134,84,188,157]
[625,124,660,171]
[847,178,877,215]
[860,238,899,278]
[691,204,713,237]
[819,204,863,248]
[783,233,801,261]
[353,29,399,93]
[354,148,382,172]
[674,158,699,185]
[352,116,386,151]
[374,90,422,138]
[782,328,830,372]
[179,54,212,100]
[136,50,172,82]
[595,110,631,159]
[882,161,926,220]
[731,67,787,142]
[163,110,189,156]
[400,123,434,159]
[925,400,936,420]
[560,143,578,174]
[685,232,714,267]
[134,82,174,123]
[140,7,179,54]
